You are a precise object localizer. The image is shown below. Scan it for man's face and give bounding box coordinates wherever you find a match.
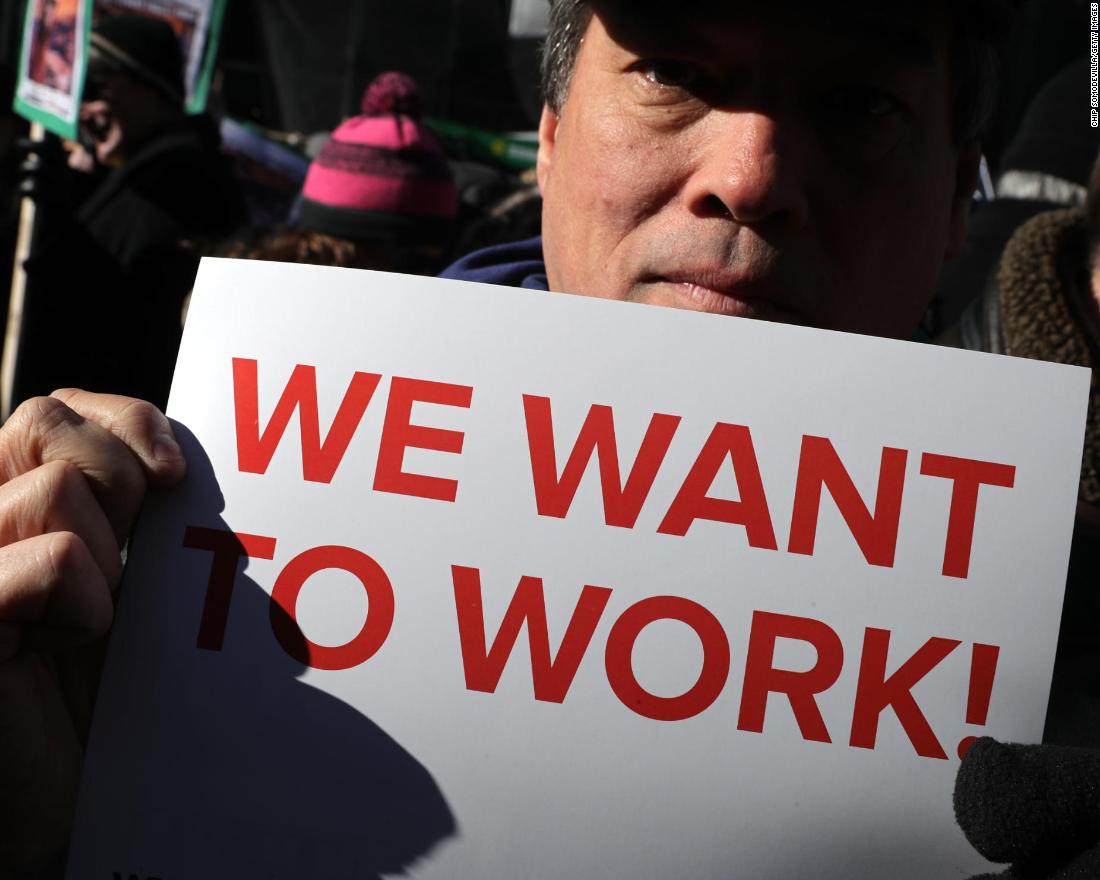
[536,3,978,338]
[80,70,164,164]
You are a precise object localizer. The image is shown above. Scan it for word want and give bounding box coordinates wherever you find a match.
[183,526,1000,761]
[233,359,1017,578]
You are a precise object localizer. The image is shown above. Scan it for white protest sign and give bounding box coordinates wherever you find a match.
[67,258,1089,879]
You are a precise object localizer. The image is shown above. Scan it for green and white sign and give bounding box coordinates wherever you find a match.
[13,0,93,139]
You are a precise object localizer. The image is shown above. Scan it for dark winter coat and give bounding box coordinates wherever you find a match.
[18,115,244,408]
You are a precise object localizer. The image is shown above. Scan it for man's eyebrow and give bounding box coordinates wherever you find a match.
[836,17,938,66]
[596,5,699,57]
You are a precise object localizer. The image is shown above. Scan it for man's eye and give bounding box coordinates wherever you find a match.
[824,85,903,118]
[813,84,911,161]
[640,60,704,90]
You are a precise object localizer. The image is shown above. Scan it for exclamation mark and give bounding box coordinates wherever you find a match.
[957,643,1000,759]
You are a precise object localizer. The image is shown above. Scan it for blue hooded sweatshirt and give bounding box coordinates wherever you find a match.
[440,235,938,342]
[439,236,548,290]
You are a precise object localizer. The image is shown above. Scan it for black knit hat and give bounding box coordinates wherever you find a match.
[88,15,185,106]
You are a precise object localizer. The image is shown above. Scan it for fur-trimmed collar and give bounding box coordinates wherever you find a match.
[997,208,1099,506]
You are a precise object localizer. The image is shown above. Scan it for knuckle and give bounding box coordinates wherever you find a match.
[0,398,81,481]
[25,464,124,586]
[37,459,84,501]
[12,395,80,432]
[44,530,87,583]
[27,461,87,532]
[5,396,78,446]
[112,397,168,440]
[47,386,81,404]
[45,531,111,634]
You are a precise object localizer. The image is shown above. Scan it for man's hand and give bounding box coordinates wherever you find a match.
[957,738,1100,879]
[0,391,185,874]
[77,100,124,167]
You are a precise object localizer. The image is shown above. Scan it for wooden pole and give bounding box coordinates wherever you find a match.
[1,121,43,421]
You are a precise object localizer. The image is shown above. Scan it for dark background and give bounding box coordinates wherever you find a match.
[216,0,541,133]
[0,0,1089,148]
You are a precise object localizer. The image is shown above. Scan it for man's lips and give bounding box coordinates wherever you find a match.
[643,273,802,322]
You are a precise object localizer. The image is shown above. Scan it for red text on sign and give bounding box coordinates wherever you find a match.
[232,358,472,500]
[182,528,1005,760]
[523,397,1017,578]
[450,565,1000,760]
[183,526,394,671]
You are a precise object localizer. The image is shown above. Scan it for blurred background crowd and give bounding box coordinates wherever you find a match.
[0,0,1093,414]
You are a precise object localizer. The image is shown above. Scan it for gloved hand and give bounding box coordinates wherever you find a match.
[956,737,1100,879]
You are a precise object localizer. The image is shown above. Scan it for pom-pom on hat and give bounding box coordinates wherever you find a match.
[298,72,458,245]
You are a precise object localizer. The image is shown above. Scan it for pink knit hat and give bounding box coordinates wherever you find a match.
[298,72,458,244]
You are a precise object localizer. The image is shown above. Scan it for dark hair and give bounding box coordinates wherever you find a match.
[213,226,449,276]
[949,1,1014,146]
[540,1,1012,146]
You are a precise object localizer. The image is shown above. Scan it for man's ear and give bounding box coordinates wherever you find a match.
[945,145,983,260]
[536,104,559,196]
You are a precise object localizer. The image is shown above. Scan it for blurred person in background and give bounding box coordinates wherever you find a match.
[220,72,457,276]
[17,14,244,409]
[947,146,1100,879]
[943,146,1100,734]
[932,57,1100,333]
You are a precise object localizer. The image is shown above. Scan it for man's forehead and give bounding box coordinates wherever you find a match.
[587,0,948,64]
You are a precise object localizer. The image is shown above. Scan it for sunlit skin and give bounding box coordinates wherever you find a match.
[536,4,981,338]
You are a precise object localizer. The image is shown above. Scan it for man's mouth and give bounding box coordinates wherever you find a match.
[644,273,803,323]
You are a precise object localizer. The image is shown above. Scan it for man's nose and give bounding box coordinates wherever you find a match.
[684,111,810,231]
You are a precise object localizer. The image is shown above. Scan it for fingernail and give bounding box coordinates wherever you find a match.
[152,432,182,463]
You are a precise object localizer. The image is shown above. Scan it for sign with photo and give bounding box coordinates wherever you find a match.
[13,0,92,138]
